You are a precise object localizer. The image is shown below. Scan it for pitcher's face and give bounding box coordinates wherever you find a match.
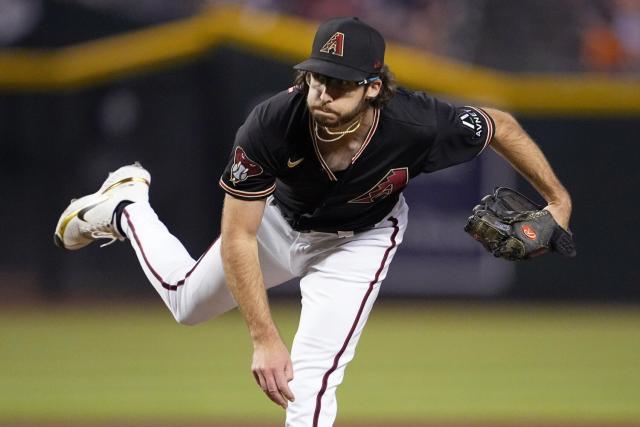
[305,73,369,127]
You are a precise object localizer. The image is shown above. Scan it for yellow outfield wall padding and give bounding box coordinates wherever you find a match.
[0,5,639,115]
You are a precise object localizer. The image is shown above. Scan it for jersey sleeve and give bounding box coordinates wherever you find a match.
[219,106,277,200]
[422,98,495,173]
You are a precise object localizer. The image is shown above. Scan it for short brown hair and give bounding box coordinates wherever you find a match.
[293,65,397,109]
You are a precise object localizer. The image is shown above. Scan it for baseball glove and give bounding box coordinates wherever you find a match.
[464,187,576,261]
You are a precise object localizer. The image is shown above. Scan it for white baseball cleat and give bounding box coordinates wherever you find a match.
[54,162,151,250]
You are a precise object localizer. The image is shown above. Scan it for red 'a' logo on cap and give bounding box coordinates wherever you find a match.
[320,32,345,57]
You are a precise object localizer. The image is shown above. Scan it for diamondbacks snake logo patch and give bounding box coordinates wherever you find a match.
[230,147,263,185]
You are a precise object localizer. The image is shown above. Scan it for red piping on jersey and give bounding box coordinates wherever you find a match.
[123,208,218,291]
[309,108,380,181]
[312,216,399,427]
[219,179,276,199]
[351,108,380,163]
[308,117,337,181]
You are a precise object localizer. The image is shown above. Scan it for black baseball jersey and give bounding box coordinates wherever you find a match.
[219,86,495,232]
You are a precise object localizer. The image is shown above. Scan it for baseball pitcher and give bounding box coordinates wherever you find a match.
[54,17,574,427]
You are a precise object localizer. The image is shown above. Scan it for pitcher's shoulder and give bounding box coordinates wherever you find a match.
[251,86,307,127]
[382,87,439,127]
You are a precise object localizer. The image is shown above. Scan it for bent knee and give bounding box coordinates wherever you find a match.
[173,307,223,326]
[173,310,206,326]
[175,315,200,326]
[169,296,237,325]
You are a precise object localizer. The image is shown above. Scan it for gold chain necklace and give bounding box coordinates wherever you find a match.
[314,119,361,143]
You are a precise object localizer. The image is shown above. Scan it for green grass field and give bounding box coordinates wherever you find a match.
[1,301,639,426]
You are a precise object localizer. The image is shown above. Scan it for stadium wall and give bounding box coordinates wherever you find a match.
[1,6,636,300]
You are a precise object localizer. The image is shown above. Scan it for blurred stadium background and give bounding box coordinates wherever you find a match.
[1,1,639,426]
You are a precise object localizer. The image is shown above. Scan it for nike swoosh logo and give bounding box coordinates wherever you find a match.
[77,196,110,221]
[287,157,304,168]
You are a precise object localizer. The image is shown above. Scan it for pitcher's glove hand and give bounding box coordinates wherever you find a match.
[464,187,576,261]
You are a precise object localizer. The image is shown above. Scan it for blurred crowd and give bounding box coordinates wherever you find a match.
[1,0,638,73]
[229,0,640,73]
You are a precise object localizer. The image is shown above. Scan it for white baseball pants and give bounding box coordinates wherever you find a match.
[120,195,408,427]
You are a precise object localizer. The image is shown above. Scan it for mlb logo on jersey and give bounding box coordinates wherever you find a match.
[320,32,345,57]
[230,147,263,185]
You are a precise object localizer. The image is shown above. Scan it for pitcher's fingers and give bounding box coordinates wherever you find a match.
[285,359,294,382]
[253,370,264,389]
[265,371,288,408]
[253,370,267,392]
[275,368,295,402]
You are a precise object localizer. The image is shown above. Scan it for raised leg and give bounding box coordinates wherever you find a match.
[121,201,296,325]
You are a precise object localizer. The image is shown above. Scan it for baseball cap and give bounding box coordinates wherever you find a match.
[294,17,385,82]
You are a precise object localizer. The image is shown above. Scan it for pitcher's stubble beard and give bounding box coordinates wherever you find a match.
[309,94,368,129]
